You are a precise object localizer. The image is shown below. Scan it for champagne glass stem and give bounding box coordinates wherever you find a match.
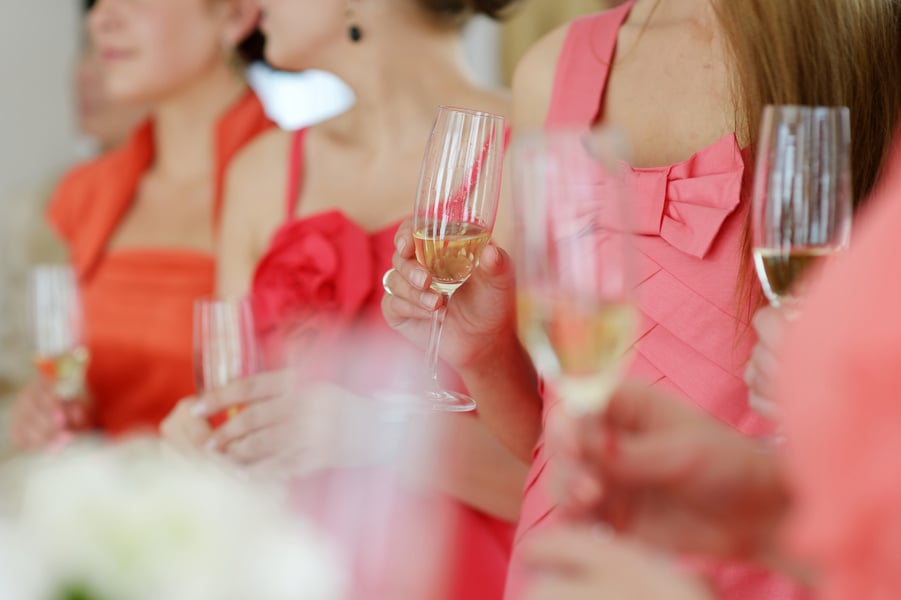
[425,293,452,391]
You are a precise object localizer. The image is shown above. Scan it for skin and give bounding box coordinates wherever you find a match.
[74,36,147,152]
[745,305,788,421]
[161,0,528,522]
[546,384,817,587]
[8,0,259,452]
[523,526,713,600]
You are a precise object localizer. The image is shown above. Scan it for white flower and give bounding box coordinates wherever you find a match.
[0,521,48,600]
[4,439,347,600]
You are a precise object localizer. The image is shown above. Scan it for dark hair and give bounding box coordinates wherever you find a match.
[83,0,95,12]
[237,28,266,64]
[418,0,519,26]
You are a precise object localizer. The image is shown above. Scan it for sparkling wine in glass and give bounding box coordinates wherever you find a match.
[193,298,263,425]
[28,265,89,400]
[512,130,636,415]
[413,106,506,412]
[752,105,852,308]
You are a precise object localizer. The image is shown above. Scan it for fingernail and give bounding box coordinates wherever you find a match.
[205,438,219,451]
[397,237,408,255]
[420,292,439,310]
[190,401,208,417]
[411,269,428,289]
[482,245,499,269]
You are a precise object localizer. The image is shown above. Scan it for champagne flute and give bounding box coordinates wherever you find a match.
[193,298,263,425]
[752,105,852,308]
[413,106,505,412]
[512,130,636,415]
[28,264,89,400]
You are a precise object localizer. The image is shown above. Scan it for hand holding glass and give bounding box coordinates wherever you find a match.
[412,106,506,412]
[28,265,89,400]
[193,298,263,425]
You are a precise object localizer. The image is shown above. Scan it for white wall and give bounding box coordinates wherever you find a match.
[0,2,81,205]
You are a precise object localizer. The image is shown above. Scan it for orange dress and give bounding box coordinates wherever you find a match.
[47,91,273,437]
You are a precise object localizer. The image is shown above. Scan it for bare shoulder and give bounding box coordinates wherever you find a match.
[224,128,292,218]
[221,128,295,253]
[227,128,292,192]
[512,22,572,130]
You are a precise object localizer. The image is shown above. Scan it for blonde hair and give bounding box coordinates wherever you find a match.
[713,0,901,306]
[716,0,901,203]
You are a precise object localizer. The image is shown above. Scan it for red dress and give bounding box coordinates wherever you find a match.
[506,4,805,599]
[250,129,514,600]
[47,91,273,437]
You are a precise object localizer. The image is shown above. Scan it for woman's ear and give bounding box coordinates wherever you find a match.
[220,0,261,49]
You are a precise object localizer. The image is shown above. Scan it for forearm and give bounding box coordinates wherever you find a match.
[399,414,528,522]
[458,336,543,464]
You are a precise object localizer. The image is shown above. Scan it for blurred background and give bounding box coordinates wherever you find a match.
[0,0,603,203]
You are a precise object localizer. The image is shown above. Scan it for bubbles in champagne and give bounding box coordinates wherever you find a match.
[413,223,491,294]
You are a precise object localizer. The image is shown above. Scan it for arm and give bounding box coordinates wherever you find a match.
[404,413,529,522]
[384,229,540,463]
[194,378,529,521]
[216,130,291,298]
[491,21,569,251]
[457,326,543,465]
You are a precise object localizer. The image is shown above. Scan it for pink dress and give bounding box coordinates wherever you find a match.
[250,129,514,600]
[506,4,805,598]
[780,143,901,600]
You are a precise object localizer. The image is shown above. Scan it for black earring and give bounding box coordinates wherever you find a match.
[348,23,363,43]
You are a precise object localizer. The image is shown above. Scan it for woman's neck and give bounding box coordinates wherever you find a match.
[149,64,247,183]
[319,29,494,154]
[631,0,716,25]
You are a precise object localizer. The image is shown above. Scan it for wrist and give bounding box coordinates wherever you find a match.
[458,325,527,378]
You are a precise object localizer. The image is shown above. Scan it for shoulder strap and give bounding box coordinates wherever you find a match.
[284,129,306,221]
[546,2,634,128]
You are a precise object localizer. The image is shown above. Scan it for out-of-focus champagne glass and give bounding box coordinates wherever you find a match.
[193,298,263,426]
[28,265,89,400]
[512,130,636,415]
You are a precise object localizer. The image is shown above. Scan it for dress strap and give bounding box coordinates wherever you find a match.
[546,1,635,128]
[284,129,306,221]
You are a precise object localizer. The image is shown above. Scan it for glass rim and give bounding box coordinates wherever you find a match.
[436,105,506,122]
[762,104,850,115]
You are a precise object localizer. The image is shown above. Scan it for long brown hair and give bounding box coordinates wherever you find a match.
[713,0,901,308]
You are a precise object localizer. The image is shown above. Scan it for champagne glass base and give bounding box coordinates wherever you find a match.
[427,389,477,412]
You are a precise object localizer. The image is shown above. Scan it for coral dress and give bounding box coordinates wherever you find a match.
[780,143,901,600]
[505,4,804,599]
[47,91,273,437]
[250,129,514,600]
